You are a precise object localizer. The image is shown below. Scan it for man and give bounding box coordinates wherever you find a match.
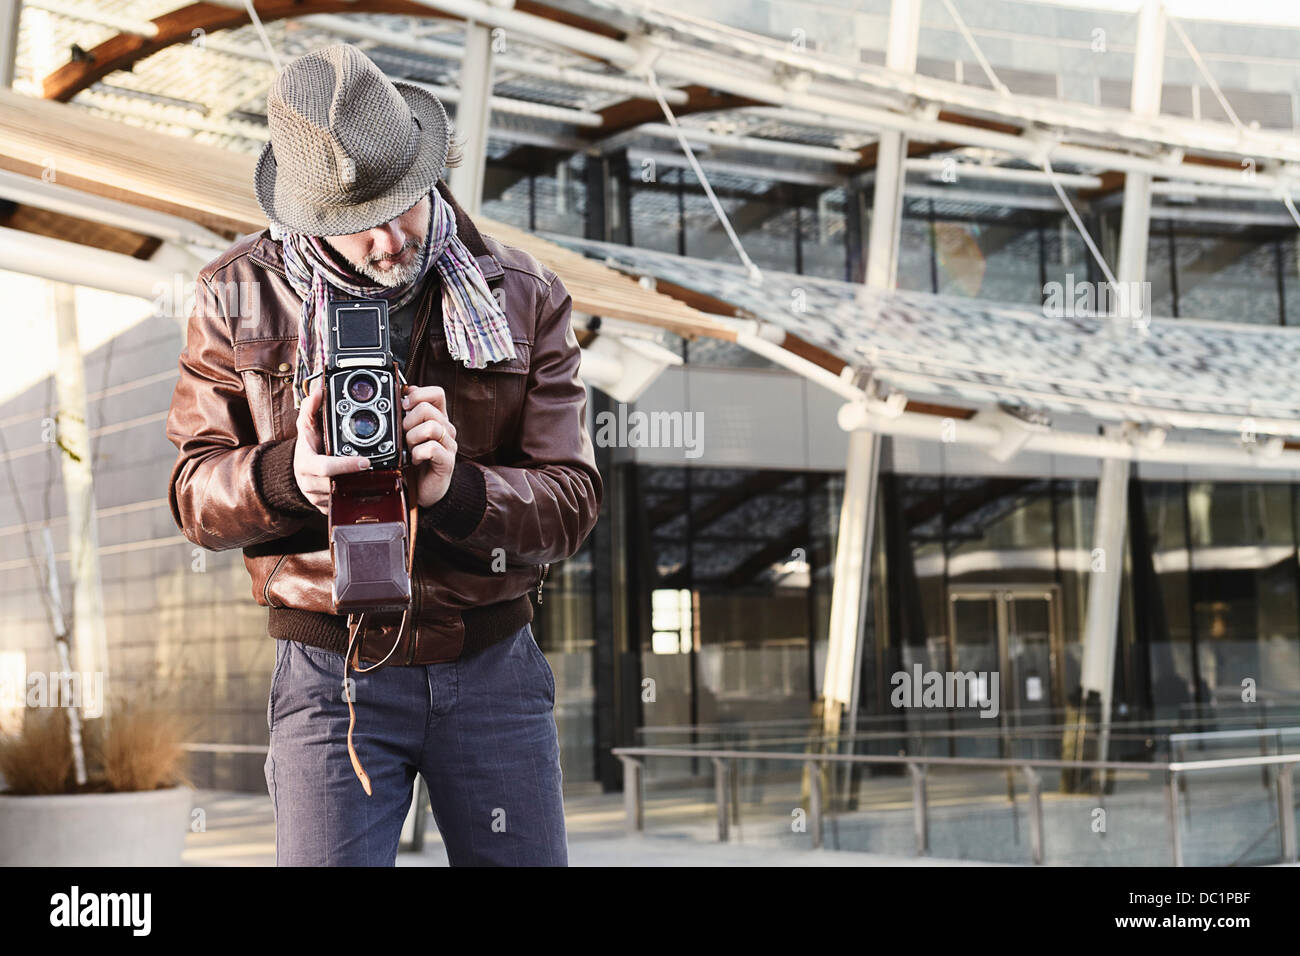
[165,44,602,866]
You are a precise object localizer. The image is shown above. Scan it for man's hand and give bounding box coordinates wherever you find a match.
[401,384,458,508]
[293,382,372,515]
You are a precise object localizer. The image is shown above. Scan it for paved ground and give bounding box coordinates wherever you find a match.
[181,788,1000,866]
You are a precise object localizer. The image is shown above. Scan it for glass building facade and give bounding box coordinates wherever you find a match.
[502,143,1300,789]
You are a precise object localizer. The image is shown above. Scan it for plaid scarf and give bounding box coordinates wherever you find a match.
[281,188,517,407]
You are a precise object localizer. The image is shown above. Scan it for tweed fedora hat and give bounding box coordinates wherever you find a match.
[254,44,450,236]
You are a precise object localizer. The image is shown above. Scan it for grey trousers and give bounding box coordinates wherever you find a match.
[264,622,567,866]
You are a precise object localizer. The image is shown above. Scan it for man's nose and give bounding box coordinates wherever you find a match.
[369,221,405,256]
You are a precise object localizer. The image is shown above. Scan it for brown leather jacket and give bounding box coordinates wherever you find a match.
[165,183,602,662]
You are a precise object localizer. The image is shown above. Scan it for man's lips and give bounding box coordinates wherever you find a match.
[371,245,415,268]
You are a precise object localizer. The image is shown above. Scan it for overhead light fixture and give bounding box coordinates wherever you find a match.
[973,405,1051,462]
[866,378,907,417]
[1139,425,1169,449]
[879,390,908,417]
[580,332,684,404]
[1124,421,1169,450]
[997,402,1052,430]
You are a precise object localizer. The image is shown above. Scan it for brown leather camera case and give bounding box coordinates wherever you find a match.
[329,469,412,613]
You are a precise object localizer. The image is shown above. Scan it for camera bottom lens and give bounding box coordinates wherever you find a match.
[349,409,380,441]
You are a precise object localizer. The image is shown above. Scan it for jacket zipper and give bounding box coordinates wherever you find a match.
[249,251,287,280]
[410,561,422,619]
[536,562,550,605]
[263,553,289,608]
[404,283,436,379]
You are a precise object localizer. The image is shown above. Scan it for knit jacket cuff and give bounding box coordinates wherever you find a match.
[254,437,318,517]
[418,459,486,541]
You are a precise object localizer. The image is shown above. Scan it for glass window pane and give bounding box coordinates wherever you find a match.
[532,153,587,237]
[1172,226,1281,325]
[800,187,849,280]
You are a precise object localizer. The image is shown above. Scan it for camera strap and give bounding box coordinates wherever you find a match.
[340,470,420,797]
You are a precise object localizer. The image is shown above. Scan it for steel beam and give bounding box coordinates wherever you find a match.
[1077,2,1160,761]
[50,280,111,687]
[445,20,494,214]
[0,0,20,88]
[1079,446,1130,763]
[0,226,183,299]
[1114,1,1166,300]
[863,0,920,290]
[822,429,883,739]
[821,1,918,749]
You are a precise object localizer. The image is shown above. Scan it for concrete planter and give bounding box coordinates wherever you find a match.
[0,786,192,866]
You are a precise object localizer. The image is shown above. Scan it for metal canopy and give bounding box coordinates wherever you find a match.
[545,232,1300,441]
[14,0,1300,202]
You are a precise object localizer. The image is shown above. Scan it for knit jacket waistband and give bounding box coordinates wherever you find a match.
[267,592,535,660]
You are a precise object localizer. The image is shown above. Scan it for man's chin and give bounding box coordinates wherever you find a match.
[358,260,417,287]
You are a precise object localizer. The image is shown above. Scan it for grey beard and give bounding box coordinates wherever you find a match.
[354,239,425,287]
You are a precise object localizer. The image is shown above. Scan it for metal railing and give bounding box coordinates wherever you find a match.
[634,703,1300,742]
[611,745,1300,866]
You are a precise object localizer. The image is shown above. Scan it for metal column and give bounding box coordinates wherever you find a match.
[1078,2,1163,762]
[864,0,921,290]
[0,0,20,89]
[1080,448,1130,762]
[820,0,919,744]
[446,21,495,215]
[50,281,110,691]
[619,756,643,832]
[865,130,908,289]
[1278,762,1297,863]
[1114,1,1166,299]
[822,431,883,741]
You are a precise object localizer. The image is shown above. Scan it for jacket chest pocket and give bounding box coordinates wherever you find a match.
[421,336,531,460]
[233,338,298,442]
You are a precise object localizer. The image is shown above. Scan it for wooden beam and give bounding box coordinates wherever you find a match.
[0,154,251,236]
[0,201,161,257]
[633,275,747,322]
[43,0,455,101]
[780,332,846,376]
[935,110,1022,136]
[1182,153,1249,170]
[905,400,975,419]
[0,87,267,232]
[41,0,629,103]
[1078,169,1125,201]
[589,84,762,138]
[855,137,962,171]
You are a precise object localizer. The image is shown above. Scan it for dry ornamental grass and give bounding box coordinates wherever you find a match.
[102,701,193,793]
[0,707,75,795]
[0,698,192,795]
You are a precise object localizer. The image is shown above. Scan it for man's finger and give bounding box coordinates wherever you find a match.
[410,436,456,466]
[305,452,371,477]
[402,400,454,436]
[298,472,338,494]
[297,383,325,444]
[406,419,457,449]
[401,384,447,414]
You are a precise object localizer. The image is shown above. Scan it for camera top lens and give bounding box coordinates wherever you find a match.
[347,374,378,404]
